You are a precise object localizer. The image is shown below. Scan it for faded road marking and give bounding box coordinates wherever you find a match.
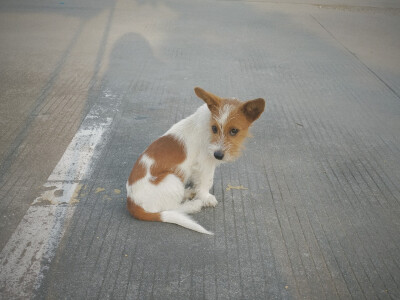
[0,100,115,298]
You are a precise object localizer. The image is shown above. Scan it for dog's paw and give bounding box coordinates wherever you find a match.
[184,189,196,200]
[202,194,218,207]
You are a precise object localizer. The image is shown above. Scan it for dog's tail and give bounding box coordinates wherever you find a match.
[160,211,213,235]
[127,197,213,235]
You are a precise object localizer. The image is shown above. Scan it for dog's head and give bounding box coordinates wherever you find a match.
[194,87,265,162]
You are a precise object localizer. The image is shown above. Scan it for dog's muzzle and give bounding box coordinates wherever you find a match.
[214,150,224,160]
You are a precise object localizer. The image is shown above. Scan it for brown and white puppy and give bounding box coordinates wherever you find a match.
[126,87,265,234]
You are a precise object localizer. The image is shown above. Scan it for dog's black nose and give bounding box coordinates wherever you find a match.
[214,151,224,160]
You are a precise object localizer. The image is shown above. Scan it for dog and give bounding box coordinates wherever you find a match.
[126,87,265,234]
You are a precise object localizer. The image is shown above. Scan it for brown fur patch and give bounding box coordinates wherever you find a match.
[128,154,146,185]
[145,135,186,185]
[127,197,161,221]
[224,110,252,158]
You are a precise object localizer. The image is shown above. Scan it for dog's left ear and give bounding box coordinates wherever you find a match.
[194,87,221,113]
[241,98,265,122]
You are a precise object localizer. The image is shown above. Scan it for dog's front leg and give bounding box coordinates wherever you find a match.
[194,163,218,208]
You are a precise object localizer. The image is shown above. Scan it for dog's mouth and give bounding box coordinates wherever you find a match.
[211,150,236,163]
[209,144,236,162]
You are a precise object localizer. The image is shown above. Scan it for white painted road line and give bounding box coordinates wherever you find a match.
[48,116,112,182]
[0,100,115,298]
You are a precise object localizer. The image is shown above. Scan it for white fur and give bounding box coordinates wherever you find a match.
[127,104,221,234]
[215,104,234,126]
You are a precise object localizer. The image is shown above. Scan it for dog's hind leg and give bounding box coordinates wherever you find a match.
[176,199,204,214]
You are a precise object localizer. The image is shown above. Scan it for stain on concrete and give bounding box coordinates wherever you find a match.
[95,187,105,194]
[226,184,248,191]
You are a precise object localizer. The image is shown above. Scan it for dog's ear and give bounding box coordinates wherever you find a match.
[241,98,265,122]
[194,87,221,113]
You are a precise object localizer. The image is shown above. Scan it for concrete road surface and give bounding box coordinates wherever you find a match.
[1,0,400,299]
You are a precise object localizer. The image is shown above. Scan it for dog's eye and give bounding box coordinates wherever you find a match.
[212,125,218,134]
[230,128,239,136]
